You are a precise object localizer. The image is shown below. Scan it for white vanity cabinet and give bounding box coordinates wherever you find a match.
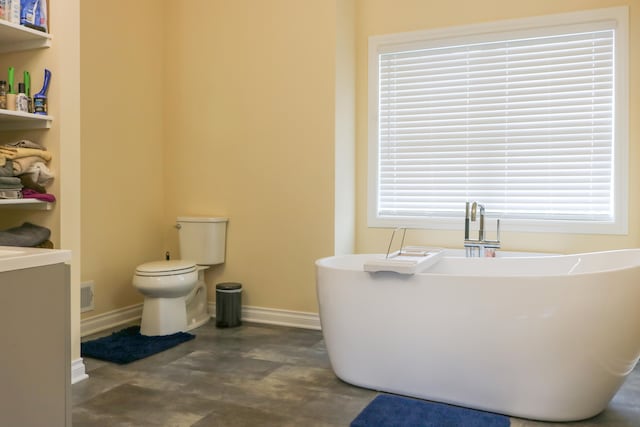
[0,247,71,426]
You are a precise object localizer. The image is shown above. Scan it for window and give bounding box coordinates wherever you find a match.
[368,7,628,234]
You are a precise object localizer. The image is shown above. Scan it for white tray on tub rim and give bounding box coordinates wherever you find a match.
[364,247,444,275]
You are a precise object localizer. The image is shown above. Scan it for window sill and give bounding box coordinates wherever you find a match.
[369,216,627,236]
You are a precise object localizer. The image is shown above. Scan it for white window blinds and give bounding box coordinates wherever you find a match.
[370,9,628,233]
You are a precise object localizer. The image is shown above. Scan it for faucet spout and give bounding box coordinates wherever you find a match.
[478,203,485,241]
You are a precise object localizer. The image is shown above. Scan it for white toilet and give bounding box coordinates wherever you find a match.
[133,216,228,336]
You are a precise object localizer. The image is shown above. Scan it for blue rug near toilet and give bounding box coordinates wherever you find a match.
[351,394,510,427]
[81,326,195,364]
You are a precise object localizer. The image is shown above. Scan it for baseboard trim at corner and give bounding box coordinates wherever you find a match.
[80,302,320,338]
[208,303,321,330]
[71,358,88,384]
[80,303,143,337]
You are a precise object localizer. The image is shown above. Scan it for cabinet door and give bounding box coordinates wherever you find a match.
[0,263,70,427]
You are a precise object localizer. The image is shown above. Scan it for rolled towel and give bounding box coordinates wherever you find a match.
[0,146,52,161]
[11,156,43,175]
[0,222,51,247]
[2,139,46,150]
[19,174,46,193]
[22,161,54,186]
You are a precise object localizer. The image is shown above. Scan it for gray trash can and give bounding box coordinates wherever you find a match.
[215,282,242,328]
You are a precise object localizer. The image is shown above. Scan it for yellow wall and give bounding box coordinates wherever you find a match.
[81,0,340,319]
[56,0,82,362]
[335,0,357,255]
[162,0,337,313]
[80,1,166,316]
[355,0,640,254]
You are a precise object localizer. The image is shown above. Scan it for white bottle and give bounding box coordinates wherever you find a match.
[8,0,19,24]
[16,83,28,112]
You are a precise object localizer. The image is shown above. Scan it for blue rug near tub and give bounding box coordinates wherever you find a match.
[351,394,510,427]
[81,326,195,364]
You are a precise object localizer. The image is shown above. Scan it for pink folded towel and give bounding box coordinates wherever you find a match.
[22,188,56,202]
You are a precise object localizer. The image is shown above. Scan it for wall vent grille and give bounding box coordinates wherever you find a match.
[81,281,94,312]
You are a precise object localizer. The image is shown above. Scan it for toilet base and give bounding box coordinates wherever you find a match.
[140,296,188,336]
[185,271,210,331]
[186,311,210,331]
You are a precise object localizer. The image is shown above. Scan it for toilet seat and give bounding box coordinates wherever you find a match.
[135,260,196,277]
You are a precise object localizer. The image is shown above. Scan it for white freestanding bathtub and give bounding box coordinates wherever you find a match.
[315,249,640,422]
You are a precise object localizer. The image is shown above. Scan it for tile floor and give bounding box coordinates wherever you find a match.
[73,321,640,426]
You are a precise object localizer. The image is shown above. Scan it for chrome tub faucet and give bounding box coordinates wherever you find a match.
[464,202,500,257]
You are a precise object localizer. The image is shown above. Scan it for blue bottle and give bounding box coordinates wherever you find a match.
[33,69,50,115]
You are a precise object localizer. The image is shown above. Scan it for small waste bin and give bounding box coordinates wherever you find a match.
[215,282,242,328]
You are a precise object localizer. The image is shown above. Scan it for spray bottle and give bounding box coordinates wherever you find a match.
[6,66,15,111]
[33,68,50,115]
[24,71,32,113]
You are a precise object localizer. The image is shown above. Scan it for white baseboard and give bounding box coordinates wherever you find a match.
[71,358,88,384]
[81,302,321,338]
[80,303,143,337]
[209,303,321,330]
[77,302,320,382]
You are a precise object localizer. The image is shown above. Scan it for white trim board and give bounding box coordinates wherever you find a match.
[80,303,321,337]
[210,304,321,331]
[80,303,143,337]
[71,358,88,384]
[77,303,321,383]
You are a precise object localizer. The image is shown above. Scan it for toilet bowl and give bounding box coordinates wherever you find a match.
[133,260,198,336]
[132,216,228,336]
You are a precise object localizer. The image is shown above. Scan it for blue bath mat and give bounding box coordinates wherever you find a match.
[81,326,195,364]
[351,394,510,427]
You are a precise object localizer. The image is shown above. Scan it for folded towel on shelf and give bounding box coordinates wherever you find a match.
[22,189,55,202]
[22,161,54,186]
[0,146,52,161]
[2,139,46,150]
[0,222,51,247]
[0,189,22,199]
[0,176,22,188]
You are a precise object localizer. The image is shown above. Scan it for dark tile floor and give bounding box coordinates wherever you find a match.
[73,321,640,426]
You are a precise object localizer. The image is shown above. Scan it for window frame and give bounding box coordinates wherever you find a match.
[367,7,629,235]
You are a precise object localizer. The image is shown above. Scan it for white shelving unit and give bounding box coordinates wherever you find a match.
[0,20,53,210]
[0,19,51,53]
[0,108,52,129]
[0,198,53,210]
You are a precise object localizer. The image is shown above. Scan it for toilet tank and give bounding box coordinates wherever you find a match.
[177,217,228,265]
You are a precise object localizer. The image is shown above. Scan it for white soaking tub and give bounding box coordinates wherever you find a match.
[315,249,640,422]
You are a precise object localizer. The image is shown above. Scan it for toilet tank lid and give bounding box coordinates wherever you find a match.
[136,260,196,275]
[177,216,228,223]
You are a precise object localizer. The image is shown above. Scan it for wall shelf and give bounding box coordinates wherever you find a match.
[0,19,50,53]
[0,20,54,212]
[0,198,53,210]
[0,109,52,129]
